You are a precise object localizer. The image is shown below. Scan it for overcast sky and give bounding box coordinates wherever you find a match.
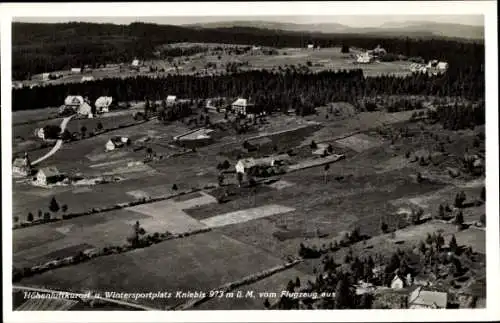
[15,15,484,27]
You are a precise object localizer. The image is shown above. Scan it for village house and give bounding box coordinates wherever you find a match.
[166,95,177,106]
[235,154,290,175]
[64,95,93,118]
[81,76,95,82]
[12,152,32,177]
[357,52,374,64]
[64,95,84,108]
[368,45,387,58]
[34,167,63,186]
[231,98,255,116]
[131,59,141,71]
[105,136,130,151]
[408,287,448,309]
[71,67,82,74]
[95,96,113,113]
[34,127,45,139]
[390,274,405,290]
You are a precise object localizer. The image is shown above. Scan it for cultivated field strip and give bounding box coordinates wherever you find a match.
[200,205,296,229]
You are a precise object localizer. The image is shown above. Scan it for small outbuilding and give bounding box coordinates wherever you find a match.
[105,137,130,151]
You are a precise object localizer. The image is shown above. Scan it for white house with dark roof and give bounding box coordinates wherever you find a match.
[35,167,62,186]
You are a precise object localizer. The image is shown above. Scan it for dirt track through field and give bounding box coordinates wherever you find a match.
[31,115,74,166]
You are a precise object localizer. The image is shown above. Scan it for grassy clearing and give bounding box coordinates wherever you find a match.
[335,133,384,152]
[19,231,284,309]
[12,107,61,125]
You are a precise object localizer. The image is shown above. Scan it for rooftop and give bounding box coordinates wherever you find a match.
[232,98,254,107]
[38,167,61,177]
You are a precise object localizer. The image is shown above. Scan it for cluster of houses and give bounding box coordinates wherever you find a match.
[204,96,264,119]
[12,152,66,186]
[365,267,449,309]
[356,45,387,64]
[410,60,449,75]
[58,95,114,118]
[58,96,93,118]
[105,136,131,152]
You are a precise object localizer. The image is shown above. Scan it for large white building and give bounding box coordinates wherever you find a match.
[95,96,113,113]
[231,98,255,115]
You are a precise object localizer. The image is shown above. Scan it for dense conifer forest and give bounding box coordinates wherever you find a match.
[13,22,484,79]
[12,22,485,130]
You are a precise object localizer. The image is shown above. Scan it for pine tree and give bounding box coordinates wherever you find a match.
[49,197,60,213]
[334,276,353,309]
[449,235,458,253]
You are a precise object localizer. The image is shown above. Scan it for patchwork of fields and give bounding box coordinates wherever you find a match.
[11,50,486,311]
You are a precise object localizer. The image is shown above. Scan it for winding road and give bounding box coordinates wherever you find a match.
[31,115,74,166]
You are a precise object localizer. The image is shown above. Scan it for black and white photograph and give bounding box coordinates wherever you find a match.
[1,1,499,322]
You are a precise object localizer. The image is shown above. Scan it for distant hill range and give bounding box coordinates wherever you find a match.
[185,20,484,40]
